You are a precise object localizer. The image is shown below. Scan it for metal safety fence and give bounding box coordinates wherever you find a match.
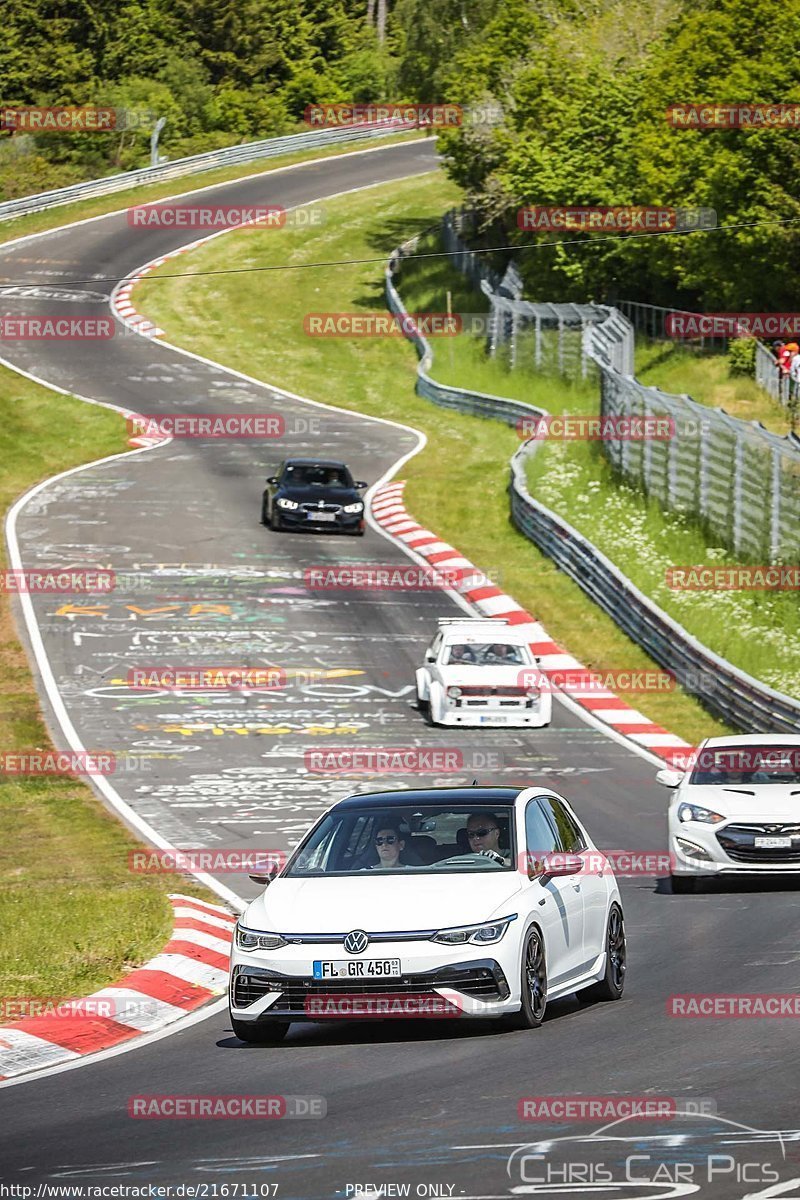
[442,209,800,563]
[385,223,800,732]
[0,119,415,223]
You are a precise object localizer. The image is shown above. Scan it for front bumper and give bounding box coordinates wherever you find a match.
[670,820,800,875]
[229,945,518,1022]
[435,692,553,727]
[275,507,363,532]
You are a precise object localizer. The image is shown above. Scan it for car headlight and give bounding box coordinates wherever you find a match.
[235,924,287,952]
[342,502,363,513]
[678,803,725,824]
[447,686,462,698]
[431,914,517,945]
[276,498,299,510]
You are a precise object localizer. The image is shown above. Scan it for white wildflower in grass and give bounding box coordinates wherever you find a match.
[525,439,800,701]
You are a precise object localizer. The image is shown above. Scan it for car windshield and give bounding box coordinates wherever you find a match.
[284,804,516,876]
[444,642,527,665]
[283,464,351,489]
[689,745,800,786]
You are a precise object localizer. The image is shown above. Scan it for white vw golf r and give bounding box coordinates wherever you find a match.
[229,785,625,1042]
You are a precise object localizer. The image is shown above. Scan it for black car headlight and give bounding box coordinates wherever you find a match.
[342,502,364,513]
[235,924,287,952]
[276,498,299,510]
[431,915,517,945]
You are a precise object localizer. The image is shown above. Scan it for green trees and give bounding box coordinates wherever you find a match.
[435,0,800,310]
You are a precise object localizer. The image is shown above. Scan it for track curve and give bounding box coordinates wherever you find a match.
[1,139,799,1198]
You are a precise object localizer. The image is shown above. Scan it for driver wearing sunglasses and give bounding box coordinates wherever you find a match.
[466,812,509,865]
[368,823,408,870]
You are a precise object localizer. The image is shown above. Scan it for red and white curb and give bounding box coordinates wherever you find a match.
[112,258,171,339]
[371,481,691,765]
[0,895,234,1080]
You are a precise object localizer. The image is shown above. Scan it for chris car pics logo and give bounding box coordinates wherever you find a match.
[506,1111,788,1197]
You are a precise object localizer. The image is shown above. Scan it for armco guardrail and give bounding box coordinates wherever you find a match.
[386,229,800,733]
[0,120,415,223]
[510,445,800,733]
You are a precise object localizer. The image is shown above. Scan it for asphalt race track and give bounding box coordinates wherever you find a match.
[1,139,800,1198]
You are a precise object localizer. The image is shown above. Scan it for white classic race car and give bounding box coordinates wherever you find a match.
[415,618,552,727]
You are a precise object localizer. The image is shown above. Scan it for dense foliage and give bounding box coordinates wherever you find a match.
[2,0,797,309]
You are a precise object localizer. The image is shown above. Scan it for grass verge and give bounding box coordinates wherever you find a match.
[136,175,732,743]
[635,339,791,435]
[0,374,214,1001]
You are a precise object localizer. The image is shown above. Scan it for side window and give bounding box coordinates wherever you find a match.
[339,815,375,868]
[539,797,586,853]
[525,799,559,875]
[430,632,443,659]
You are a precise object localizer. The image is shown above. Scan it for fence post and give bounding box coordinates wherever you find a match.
[732,434,745,553]
[770,447,782,562]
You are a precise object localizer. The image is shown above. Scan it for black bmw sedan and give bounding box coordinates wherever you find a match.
[262,458,368,534]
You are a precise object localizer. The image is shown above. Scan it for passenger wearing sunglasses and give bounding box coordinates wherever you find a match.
[465,812,509,865]
[369,824,408,870]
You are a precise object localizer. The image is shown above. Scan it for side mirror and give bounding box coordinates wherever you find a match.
[655,768,683,788]
[266,476,279,485]
[354,480,368,489]
[248,863,280,885]
[424,650,436,663]
[526,852,584,882]
[541,853,584,882]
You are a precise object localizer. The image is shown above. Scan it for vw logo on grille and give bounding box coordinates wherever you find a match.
[343,929,369,954]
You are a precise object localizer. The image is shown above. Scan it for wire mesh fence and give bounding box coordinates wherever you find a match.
[441,209,800,562]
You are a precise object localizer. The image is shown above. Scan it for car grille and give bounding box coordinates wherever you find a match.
[300,502,341,514]
[456,686,527,696]
[716,823,800,863]
[232,965,505,1012]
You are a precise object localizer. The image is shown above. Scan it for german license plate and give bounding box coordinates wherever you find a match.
[480,714,507,723]
[312,959,401,979]
[754,836,792,848]
[309,511,336,522]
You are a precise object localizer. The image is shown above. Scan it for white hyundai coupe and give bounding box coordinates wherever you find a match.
[660,734,800,892]
[229,786,625,1042]
[415,619,552,727]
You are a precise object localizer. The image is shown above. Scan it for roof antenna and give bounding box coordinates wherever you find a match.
[472,778,479,786]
